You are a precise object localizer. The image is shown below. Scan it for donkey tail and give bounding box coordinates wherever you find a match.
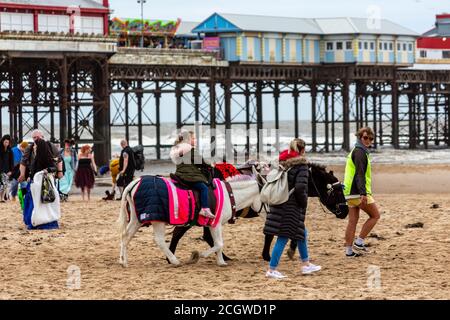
[117,178,141,237]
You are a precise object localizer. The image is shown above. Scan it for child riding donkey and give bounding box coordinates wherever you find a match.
[170,131,215,219]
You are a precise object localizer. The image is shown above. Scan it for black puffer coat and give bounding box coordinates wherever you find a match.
[263,156,308,241]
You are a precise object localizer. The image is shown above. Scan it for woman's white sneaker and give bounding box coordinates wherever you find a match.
[302,264,322,274]
[266,270,287,279]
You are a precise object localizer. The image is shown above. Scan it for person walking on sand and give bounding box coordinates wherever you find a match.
[18,130,64,230]
[10,141,29,202]
[58,139,78,201]
[264,138,321,279]
[74,145,97,201]
[343,127,381,257]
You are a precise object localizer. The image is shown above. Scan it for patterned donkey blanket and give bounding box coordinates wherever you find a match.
[132,176,225,227]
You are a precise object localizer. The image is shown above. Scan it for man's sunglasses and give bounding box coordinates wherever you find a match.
[362,136,374,142]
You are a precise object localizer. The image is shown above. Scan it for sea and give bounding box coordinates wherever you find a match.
[2,120,450,165]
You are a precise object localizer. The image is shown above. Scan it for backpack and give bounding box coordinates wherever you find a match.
[260,164,294,206]
[132,145,145,171]
[41,172,56,204]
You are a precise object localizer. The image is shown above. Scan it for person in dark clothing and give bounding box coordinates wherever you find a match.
[17,130,63,230]
[343,127,381,257]
[18,129,63,184]
[74,145,97,201]
[264,138,321,279]
[117,139,136,195]
[0,135,14,202]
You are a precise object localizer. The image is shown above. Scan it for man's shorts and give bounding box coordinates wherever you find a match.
[347,195,376,208]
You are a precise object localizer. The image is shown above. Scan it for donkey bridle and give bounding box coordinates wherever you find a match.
[308,168,346,216]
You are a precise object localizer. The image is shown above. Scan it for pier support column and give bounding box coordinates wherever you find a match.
[136,80,143,146]
[93,59,111,166]
[193,82,201,151]
[293,83,299,139]
[423,84,429,149]
[331,85,336,150]
[391,80,399,149]
[155,81,162,160]
[209,81,216,159]
[274,81,280,153]
[245,83,251,156]
[256,82,263,159]
[342,79,351,151]
[176,82,183,129]
[311,83,318,152]
[59,57,68,145]
[124,81,130,142]
[224,81,233,162]
[408,91,417,149]
[446,87,450,146]
[324,85,330,152]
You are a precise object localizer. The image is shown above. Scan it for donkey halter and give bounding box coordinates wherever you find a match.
[308,168,345,216]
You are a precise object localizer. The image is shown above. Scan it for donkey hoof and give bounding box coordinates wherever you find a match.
[188,251,200,264]
[170,259,181,267]
[217,261,228,267]
[222,254,232,261]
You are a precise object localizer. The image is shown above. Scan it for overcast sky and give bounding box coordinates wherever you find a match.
[108,0,447,34]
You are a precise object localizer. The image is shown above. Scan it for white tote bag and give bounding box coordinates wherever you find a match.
[30,171,61,227]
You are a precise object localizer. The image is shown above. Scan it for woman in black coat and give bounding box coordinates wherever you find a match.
[264,138,321,279]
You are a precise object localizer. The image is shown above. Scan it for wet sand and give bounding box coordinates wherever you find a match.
[0,163,449,300]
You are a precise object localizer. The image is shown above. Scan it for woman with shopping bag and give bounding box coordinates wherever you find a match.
[18,130,63,230]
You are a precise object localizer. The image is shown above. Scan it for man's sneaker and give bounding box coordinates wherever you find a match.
[302,264,322,275]
[199,208,215,219]
[353,242,370,253]
[346,251,362,257]
[266,270,287,279]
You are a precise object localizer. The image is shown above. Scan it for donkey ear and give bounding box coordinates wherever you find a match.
[330,170,334,176]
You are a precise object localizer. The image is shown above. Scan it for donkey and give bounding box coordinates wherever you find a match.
[167,163,348,263]
[118,175,263,267]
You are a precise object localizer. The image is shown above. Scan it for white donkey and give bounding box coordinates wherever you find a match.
[118,175,262,267]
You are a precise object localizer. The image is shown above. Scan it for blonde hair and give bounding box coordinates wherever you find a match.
[174,131,194,145]
[20,141,29,150]
[289,138,306,153]
[356,127,374,139]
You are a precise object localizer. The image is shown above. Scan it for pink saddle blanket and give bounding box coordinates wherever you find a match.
[160,178,225,227]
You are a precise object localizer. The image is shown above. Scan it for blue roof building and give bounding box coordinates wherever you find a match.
[192,13,419,65]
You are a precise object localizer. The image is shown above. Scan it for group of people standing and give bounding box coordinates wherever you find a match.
[0,132,97,204]
[4,130,138,231]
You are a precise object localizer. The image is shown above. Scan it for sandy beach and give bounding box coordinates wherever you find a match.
[0,162,449,300]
